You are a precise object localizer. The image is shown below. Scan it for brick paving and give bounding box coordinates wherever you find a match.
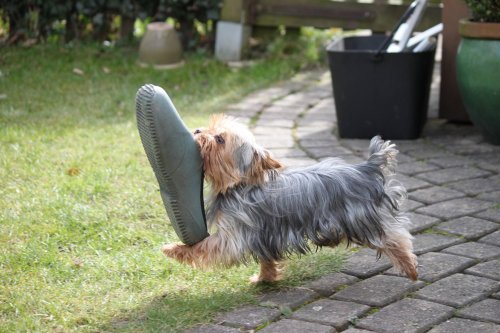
[185,68,500,332]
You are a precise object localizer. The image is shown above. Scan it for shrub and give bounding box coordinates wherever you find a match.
[464,0,500,23]
[1,0,221,48]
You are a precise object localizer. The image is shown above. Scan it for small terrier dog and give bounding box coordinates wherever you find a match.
[162,114,417,282]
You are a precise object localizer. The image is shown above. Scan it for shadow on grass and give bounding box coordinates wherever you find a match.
[104,247,346,332]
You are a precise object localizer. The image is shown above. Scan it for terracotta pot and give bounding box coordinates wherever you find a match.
[456,19,500,144]
[139,22,184,69]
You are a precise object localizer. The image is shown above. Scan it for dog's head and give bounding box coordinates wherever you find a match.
[193,114,282,194]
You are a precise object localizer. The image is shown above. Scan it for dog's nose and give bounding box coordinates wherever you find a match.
[194,129,202,135]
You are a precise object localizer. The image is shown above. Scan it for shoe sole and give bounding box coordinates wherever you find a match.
[136,84,208,245]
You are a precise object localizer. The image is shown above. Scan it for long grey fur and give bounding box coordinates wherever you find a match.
[205,136,410,263]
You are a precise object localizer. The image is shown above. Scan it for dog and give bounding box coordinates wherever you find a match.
[162,114,418,282]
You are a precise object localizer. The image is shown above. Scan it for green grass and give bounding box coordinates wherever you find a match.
[0,43,346,332]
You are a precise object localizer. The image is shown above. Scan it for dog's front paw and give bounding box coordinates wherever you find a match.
[161,243,183,258]
[162,243,197,267]
[249,274,264,284]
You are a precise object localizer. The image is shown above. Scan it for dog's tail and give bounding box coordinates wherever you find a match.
[367,136,418,280]
[367,135,398,177]
[366,135,406,209]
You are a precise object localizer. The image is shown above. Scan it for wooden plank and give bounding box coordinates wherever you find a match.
[252,2,441,31]
[220,0,245,22]
[220,0,442,31]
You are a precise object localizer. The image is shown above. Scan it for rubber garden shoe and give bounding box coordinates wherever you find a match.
[136,84,208,245]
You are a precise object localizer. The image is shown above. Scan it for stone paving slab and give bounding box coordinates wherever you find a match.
[304,272,360,297]
[415,198,495,219]
[328,155,365,164]
[402,199,425,211]
[406,212,441,233]
[216,305,281,330]
[434,216,499,240]
[448,177,500,195]
[340,248,392,279]
[476,189,500,202]
[398,161,440,175]
[427,155,474,168]
[357,298,454,333]
[291,299,371,331]
[479,230,500,246]
[258,318,336,333]
[411,233,464,255]
[296,129,336,141]
[394,140,432,152]
[305,146,354,159]
[270,147,310,159]
[342,328,376,333]
[255,118,295,129]
[332,275,423,307]
[441,242,500,261]
[415,166,491,185]
[458,298,500,324]
[385,252,475,282]
[396,153,416,164]
[409,186,465,205]
[279,157,315,167]
[478,161,500,174]
[185,324,242,333]
[259,110,301,121]
[401,199,424,212]
[426,317,500,333]
[259,288,319,310]
[395,174,431,192]
[465,260,500,281]
[299,137,340,148]
[406,147,452,159]
[339,139,371,154]
[475,207,500,223]
[414,273,499,307]
[254,136,295,149]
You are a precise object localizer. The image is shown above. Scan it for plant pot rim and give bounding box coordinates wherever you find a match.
[459,18,500,39]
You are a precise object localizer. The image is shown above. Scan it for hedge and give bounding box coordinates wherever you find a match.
[1,0,222,48]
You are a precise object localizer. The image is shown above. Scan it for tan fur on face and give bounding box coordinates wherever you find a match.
[194,114,283,194]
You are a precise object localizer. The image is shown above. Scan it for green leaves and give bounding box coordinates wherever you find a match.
[464,0,500,23]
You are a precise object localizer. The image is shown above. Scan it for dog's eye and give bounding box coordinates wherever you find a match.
[214,135,225,144]
[194,129,202,134]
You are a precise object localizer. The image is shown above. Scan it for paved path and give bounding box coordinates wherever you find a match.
[187,68,500,333]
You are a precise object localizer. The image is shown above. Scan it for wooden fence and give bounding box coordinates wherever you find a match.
[220,0,442,32]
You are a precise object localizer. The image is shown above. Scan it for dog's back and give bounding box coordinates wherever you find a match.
[209,137,417,280]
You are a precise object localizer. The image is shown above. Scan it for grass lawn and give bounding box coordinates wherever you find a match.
[0,43,346,332]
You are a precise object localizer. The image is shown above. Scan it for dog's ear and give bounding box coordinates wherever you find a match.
[246,149,283,185]
[260,150,283,171]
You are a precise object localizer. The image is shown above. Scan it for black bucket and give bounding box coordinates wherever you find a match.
[326,35,436,139]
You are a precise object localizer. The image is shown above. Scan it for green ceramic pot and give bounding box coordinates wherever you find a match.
[456,19,500,145]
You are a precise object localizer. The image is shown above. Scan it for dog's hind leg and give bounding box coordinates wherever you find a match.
[379,231,418,281]
[250,260,282,283]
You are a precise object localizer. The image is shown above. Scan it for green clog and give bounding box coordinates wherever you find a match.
[136,84,208,245]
